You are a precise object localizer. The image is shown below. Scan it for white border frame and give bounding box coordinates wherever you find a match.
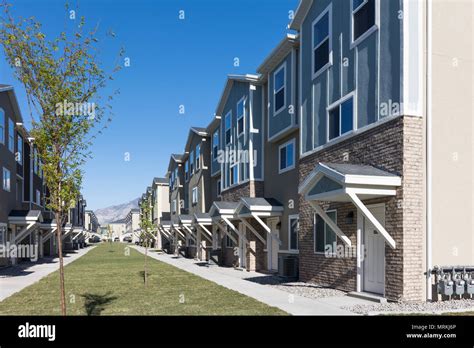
[326,92,356,143]
[288,214,299,251]
[273,62,287,116]
[313,209,337,255]
[278,138,296,174]
[312,3,333,80]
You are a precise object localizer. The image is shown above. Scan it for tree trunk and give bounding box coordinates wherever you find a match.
[55,211,67,316]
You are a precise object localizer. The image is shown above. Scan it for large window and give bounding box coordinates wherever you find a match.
[314,211,337,253]
[195,144,201,171]
[185,160,189,181]
[312,6,331,77]
[16,134,23,165]
[192,187,198,205]
[352,0,376,43]
[237,98,245,136]
[328,95,354,141]
[8,119,14,153]
[273,64,286,114]
[0,109,4,144]
[225,111,232,145]
[279,139,295,173]
[289,215,299,251]
[190,151,194,174]
[212,130,219,160]
[2,167,11,192]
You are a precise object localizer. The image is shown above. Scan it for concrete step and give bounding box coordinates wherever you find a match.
[348,291,387,304]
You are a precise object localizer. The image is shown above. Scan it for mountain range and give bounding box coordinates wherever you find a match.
[94,198,139,225]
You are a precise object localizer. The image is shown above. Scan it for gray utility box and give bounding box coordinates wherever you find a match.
[454,279,466,296]
[438,279,454,296]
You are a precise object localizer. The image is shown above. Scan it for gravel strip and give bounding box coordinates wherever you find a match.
[344,298,474,315]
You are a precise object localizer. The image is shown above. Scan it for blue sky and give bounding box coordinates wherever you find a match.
[0,0,299,210]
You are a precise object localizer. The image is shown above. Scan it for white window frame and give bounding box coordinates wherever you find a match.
[2,167,11,192]
[224,111,232,145]
[326,92,356,143]
[236,97,245,137]
[312,4,333,80]
[190,151,194,175]
[273,62,287,115]
[314,210,337,254]
[185,160,189,182]
[278,138,296,174]
[8,118,14,153]
[195,144,201,171]
[288,214,299,251]
[172,199,177,213]
[350,0,379,49]
[230,161,239,186]
[212,130,219,160]
[192,187,198,205]
[0,108,4,144]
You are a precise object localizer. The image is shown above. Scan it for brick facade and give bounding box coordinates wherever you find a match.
[298,116,424,302]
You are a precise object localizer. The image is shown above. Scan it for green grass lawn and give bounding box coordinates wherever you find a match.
[0,243,286,315]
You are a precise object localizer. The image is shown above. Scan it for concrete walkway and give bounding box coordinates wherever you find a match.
[132,246,370,315]
[0,246,96,302]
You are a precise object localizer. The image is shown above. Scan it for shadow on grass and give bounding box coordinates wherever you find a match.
[81,291,117,316]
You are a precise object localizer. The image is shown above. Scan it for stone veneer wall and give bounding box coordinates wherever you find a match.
[298,116,424,302]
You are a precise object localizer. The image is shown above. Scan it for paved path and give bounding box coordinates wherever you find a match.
[132,246,370,315]
[0,246,96,302]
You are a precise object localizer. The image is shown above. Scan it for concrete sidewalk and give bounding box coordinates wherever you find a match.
[0,246,96,302]
[132,246,369,315]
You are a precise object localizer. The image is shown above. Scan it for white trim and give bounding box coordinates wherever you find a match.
[311,203,352,247]
[350,0,379,49]
[278,138,296,174]
[224,110,232,145]
[236,96,246,137]
[288,214,299,251]
[313,209,338,254]
[326,92,356,143]
[273,61,287,116]
[312,3,333,80]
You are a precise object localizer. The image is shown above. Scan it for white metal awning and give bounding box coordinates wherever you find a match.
[299,162,401,249]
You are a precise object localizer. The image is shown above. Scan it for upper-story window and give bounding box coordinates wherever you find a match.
[212,130,219,160]
[174,168,178,186]
[16,134,23,165]
[192,187,198,205]
[185,160,189,181]
[172,199,177,213]
[352,0,376,44]
[190,151,194,174]
[328,95,354,141]
[237,98,245,136]
[0,109,4,144]
[312,5,332,78]
[8,119,14,153]
[2,167,10,192]
[279,139,295,174]
[273,64,286,114]
[195,144,201,171]
[225,111,232,145]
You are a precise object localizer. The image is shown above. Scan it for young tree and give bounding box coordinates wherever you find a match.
[139,197,154,287]
[0,2,123,315]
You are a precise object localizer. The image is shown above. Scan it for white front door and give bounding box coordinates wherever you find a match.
[363,205,385,295]
[266,219,280,272]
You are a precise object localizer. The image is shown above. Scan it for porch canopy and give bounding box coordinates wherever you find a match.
[208,201,240,245]
[159,220,173,242]
[39,218,58,243]
[178,215,195,243]
[193,213,213,241]
[235,198,284,246]
[171,217,186,242]
[8,210,43,244]
[298,162,401,249]
[61,223,74,240]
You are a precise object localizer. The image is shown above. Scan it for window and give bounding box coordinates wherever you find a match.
[289,215,299,251]
[352,0,376,43]
[328,96,354,141]
[190,151,194,174]
[225,234,234,248]
[279,139,295,173]
[0,109,4,144]
[195,144,201,170]
[172,200,177,213]
[273,64,286,114]
[230,162,238,186]
[217,179,221,196]
[16,134,23,164]
[2,167,10,192]
[174,168,178,187]
[192,187,198,205]
[8,119,14,152]
[314,211,337,253]
[237,98,245,136]
[36,189,41,206]
[225,111,232,145]
[185,161,189,181]
[170,171,175,187]
[213,130,219,160]
[312,6,331,77]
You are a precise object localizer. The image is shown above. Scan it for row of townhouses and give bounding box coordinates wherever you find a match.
[0,85,93,267]
[139,0,473,302]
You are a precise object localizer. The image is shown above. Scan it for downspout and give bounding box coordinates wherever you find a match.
[426,0,433,302]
